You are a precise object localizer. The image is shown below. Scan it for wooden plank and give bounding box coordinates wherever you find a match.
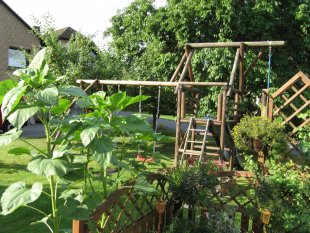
[293,118,310,133]
[268,97,274,120]
[193,91,199,118]
[187,41,285,48]
[273,84,309,115]
[170,52,187,82]
[274,105,297,130]
[298,71,310,85]
[72,220,85,233]
[76,79,228,87]
[271,73,301,98]
[292,85,309,103]
[282,100,310,125]
[181,92,186,118]
[227,48,240,96]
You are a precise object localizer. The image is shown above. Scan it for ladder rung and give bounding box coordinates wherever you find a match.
[187,140,204,143]
[188,129,206,132]
[194,145,231,151]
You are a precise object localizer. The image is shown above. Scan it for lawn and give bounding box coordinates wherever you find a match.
[0,136,175,233]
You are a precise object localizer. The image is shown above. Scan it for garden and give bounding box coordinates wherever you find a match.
[0,41,309,233]
[0,1,310,232]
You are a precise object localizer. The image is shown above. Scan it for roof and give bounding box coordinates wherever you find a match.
[0,0,33,30]
[55,27,77,41]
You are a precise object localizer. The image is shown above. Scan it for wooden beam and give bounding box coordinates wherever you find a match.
[239,43,245,94]
[174,87,182,167]
[170,52,187,82]
[227,48,240,96]
[76,79,228,87]
[187,41,285,48]
[243,50,263,78]
[271,72,301,98]
[185,45,195,82]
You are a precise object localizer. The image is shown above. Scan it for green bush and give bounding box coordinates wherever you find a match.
[232,116,288,159]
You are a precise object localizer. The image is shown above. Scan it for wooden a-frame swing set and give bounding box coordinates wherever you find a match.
[77,41,286,171]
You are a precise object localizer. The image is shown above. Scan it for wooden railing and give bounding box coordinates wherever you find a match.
[72,174,173,233]
[261,71,309,134]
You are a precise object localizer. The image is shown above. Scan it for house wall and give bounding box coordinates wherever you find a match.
[0,3,40,80]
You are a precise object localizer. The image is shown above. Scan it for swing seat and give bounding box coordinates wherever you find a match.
[136,154,155,163]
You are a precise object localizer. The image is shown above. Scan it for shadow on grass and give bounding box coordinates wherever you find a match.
[0,162,28,174]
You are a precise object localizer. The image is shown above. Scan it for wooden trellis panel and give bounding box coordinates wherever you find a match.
[72,174,172,233]
[266,71,309,134]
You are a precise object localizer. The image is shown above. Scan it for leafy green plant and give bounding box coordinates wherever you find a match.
[0,48,163,232]
[232,116,288,159]
[244,157,310,232]
[295,110,310,156]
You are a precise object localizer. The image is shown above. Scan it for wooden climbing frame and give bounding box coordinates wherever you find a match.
[172,41,285,168]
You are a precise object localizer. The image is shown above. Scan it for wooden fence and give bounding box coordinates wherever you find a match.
[72,171,266,233]
[72,174,173,233]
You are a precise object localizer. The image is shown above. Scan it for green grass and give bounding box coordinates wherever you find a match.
[0,136,175,233]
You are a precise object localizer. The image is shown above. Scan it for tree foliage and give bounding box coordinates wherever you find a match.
[105,0,310,115]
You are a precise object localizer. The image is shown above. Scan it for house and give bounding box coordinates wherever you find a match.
[55,26,78,45]
[0,0,41,80]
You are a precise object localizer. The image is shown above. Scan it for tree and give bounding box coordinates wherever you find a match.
[105,0,310,115]
[29,15,117,85]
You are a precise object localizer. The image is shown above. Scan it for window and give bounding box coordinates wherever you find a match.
[8,48,26,68]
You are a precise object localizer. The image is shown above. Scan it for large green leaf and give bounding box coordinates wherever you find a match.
[1,182,42,215]
[27,156,68,177]
[1,86,27,120]
[58,198,89,220]
[36,85,58,106]
[123,115,153,133]
[28,48,47,71]
[0,128,23,147]
[93,151,112,169]
[59,85,87,97]
[7,106,40,130]
[134,177,158,194]
[8,147,31,156]
[0,79,17,105]
[76,97,93,108]
[89,137,113,154]
[80,126,100,146]
[51,99,71,115]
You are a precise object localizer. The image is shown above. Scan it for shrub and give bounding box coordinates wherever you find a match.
[232,116,288,159]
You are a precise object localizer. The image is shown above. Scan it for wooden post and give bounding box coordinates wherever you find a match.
[193,91,199,118]
[268,96,274,120]
[220,88,227,162]
[261,89,269,118]
[227,48,240,96]
[217,93,223,121]
[174,86,182,167]
[72,220,85,233]
[181,92,186,118]
[239,43,245,94]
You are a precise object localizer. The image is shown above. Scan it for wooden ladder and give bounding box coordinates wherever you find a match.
[179,118,217,165]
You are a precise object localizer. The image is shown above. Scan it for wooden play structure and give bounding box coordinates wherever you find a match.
[72,41,310,233]
[77,41,286,170]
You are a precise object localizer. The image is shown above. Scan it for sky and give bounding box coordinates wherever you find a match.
[4,0,166,48]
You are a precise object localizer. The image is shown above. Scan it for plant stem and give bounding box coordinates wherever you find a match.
[49,176,59,233]
[20,138,48,157]
[25,205,48,217]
